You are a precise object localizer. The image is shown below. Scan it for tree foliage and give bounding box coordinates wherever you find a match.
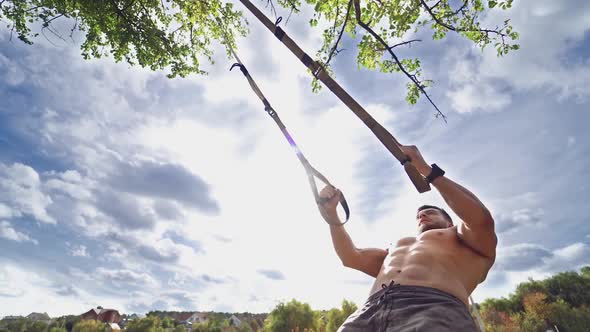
[1,0,518,114]
[0,317,71,332]
[264,299,318,332]
[172,326,186,332]
[294,0,519,114]
[124,316,165,332]
[323,299,357,332]
[480,266,590,332]
[161,316,175,328]
[192,319,222,332]
[48,327,68,332]
[71,319,110,332]
[0,0,247,78]
[0,317,28,332]
[27,321,50,332]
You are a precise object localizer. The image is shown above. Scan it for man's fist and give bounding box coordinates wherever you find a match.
[318,185,342,224]
[399,145,432,176]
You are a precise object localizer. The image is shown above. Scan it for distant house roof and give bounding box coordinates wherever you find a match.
[80,308,121,323]
[229,314,241,326]
[176,312,194,322]
[26,312,51,321]
[189,312,209,323]
[193,312,208,319]
[177,312,208,323]
[128,313,143,319]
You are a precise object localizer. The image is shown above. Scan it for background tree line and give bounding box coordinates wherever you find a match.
[2,266,588,331]
[479,266,590,332]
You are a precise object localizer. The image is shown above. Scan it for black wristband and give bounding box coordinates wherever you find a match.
[425,163,445,183]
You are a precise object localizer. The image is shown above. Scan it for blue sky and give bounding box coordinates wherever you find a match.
[1,0,589,317]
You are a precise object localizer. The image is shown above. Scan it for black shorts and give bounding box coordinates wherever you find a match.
[338,283,478,332]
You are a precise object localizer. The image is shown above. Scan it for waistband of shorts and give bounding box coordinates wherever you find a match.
[366,284,467,307]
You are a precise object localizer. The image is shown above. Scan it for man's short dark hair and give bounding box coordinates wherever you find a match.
[417,205,453,224]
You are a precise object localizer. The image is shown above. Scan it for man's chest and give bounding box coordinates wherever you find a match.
[382,228,493,289]
[387,229,470,261]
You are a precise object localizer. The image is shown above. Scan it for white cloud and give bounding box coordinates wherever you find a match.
[0,262,124,317]
[495,208,545,234]
[0,203,17,219]
[445,49,512,113]
[544,242,590,272]
[44,170,93,200]
[94,267,159,289]
[0,53,26,86]
[0,221,38,245]
[0,163,55,224]
[494,1,590,94]
[0,264,44,298]
[472,242,590,303]
[496,243,552,271]
[442,0,590,114]
[447,84,512,114]
[567,136,576,147]
[69,244,90,257]
[495,242,590,274]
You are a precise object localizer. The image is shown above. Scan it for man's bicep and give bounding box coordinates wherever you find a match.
[458,221,497,259]
[349,247,388,278]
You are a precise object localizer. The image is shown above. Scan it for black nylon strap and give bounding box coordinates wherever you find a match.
[274,17,286,40]
[307,163,350,221]
[274,26,286,41]
[229,62,350,224]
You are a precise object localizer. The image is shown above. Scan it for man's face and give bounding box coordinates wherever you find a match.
[416,208,452,233]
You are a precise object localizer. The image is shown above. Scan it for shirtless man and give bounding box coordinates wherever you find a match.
[318,145,497,331]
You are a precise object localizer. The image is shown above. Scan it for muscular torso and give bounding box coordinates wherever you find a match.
[370,226,493,306]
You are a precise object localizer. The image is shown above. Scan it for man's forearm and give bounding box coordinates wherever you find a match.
[401,145,494,229]
[430,173,493,227]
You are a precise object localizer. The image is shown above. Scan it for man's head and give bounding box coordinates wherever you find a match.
[416,205,453,233]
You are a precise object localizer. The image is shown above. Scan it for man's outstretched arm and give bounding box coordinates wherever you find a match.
[319,186,388,278]
[401,145,497,259]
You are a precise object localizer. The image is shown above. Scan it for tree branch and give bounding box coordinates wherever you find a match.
[442,0,468,19]
[353,0,446,121]
[42,13,64,26]
[284,0,300,23]
[69,15,79,42]
[419,0,506,37]
[41,24,66,46]
[265,0,278,20]
[377,39,422,51]
[322,0,353,69]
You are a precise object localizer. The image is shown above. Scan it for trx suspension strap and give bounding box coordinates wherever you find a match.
[221,26,350,225]
[238,0,431,194]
